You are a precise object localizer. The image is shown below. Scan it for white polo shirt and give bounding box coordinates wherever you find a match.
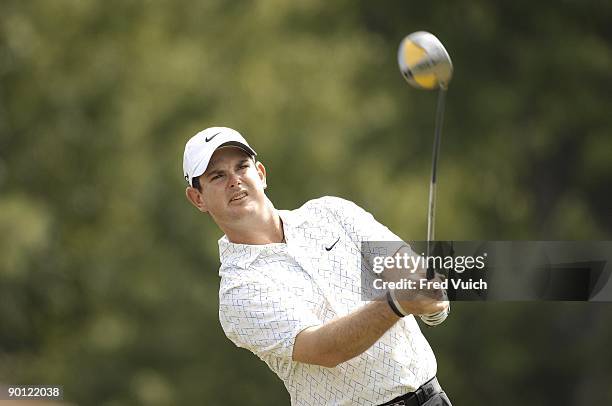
[218,196,438,405]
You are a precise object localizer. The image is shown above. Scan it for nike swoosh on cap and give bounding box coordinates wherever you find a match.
[205,131,222,142]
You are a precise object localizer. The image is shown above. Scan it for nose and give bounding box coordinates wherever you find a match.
[228,171,241,188]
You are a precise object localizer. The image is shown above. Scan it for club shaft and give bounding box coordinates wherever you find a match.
[426,87,447,280]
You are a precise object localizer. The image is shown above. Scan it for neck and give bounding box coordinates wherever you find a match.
[222,199,284,245]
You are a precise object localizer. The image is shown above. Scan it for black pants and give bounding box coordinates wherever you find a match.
[379,377,452,406]
[419,392,452,406]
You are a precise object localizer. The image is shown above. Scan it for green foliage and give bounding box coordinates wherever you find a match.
[1,0,611,404]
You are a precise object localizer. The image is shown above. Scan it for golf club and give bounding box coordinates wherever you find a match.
[398,31,453,280]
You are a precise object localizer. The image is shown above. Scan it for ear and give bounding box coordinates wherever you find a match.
[185,186,208,212]
[256,161,267,188]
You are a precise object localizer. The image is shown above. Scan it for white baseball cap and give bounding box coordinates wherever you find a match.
[183,127,257,186]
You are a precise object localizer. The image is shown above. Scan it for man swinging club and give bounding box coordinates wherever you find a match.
[183,126,452,406]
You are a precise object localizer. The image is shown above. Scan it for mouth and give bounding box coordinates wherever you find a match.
[229,191,248,203]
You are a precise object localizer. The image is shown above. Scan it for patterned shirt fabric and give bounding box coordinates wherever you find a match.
[218,196,438,406]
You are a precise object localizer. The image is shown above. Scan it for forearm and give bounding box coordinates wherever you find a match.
[293,298,400,368]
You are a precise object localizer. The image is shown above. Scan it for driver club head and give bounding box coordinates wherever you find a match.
[398,31,453,90]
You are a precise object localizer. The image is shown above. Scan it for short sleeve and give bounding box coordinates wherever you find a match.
[219,276,321,360]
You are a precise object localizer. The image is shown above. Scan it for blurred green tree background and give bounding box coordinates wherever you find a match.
[1,0,611,404]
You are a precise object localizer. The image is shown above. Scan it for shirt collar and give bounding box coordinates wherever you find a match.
[277,207,307,228]
[218,208,307,269]
[218,234,267,270]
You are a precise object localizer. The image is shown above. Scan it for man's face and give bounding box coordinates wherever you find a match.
[190,146,267,227]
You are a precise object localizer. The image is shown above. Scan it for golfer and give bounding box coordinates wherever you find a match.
[183,127,452,406]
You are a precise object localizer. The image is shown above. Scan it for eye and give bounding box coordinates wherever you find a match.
[211,174,223,181]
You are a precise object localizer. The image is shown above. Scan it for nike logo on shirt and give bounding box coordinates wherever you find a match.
[325,237,340,251]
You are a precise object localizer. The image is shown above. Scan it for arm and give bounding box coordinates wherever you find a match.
[220,265,446,369]
[292,294,447,368]
[293,299,399,368]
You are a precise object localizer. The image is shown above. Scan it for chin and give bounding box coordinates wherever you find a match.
[228,201,257,217]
